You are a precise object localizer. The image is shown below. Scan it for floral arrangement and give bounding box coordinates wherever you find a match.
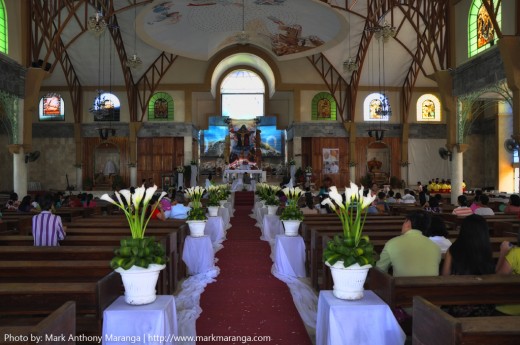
[321,183,377,267]
[305,166,313,174]
[217,184,231,200]
[184,186,205,208]
[288,159,296,165]
[101,185,167,269]
[280,187,304,221]
[282,186,303,206]
[207,185,221,206]
[176,166,185,173]
[255,183,281,203]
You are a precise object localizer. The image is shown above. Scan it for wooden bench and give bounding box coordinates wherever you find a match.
[0,301,76,345]
[0,272,121,338]
[367,267,520,309]
[0,260,113,282]
[412,296,520,345]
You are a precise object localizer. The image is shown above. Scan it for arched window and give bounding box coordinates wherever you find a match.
[221,69,265,119]
[0,0,7,54]
[38,93,64,121]
[90,92,120,122]
[468,0,501,58]
[363,93,390,122]
[148,92,174,120]
[416,94,441,122]
[311,92,336,121]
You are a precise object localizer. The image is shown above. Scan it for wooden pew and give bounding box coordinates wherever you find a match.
[412,296,520,345]
[0,272,121,338]
[367,267,520,309]
[0,301,76,345]
[0,260,112,282]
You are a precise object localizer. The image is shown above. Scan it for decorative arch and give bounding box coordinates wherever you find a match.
[468,0,501,58]
[148,92,174,121]
[0,0,7,54]
[363,93,390,122]
[311,92,336,121]
[416,94,441,122]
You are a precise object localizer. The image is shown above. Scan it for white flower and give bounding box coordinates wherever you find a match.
[328,186,344,209]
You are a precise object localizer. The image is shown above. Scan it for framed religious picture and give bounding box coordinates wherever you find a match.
[312,92,337,121]
[323,148,339,174]
[148,92,174,121]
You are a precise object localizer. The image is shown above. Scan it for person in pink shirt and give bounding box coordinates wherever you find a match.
[504,194,520,215]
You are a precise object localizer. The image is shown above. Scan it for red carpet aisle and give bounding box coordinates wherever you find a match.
[197,192,312,344]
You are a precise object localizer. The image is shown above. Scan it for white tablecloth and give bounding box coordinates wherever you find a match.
[218,206,231,228]
[316,290,406,345]
[205,216,226,247]
[274,234,306,277]
[182,236,215,275]
[254,205,267,226]
[261,214,283,243]
[102,295,178,345]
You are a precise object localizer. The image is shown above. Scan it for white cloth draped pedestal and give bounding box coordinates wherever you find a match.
[316,290,406,345]
[274,234,306,277]
[261,214,283,243]
[204,216,226,251]
[182,236,215,275]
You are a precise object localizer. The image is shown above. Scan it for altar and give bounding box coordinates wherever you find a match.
[225,169,265,191]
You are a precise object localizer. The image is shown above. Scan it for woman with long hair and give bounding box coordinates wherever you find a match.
[441,214,495,316]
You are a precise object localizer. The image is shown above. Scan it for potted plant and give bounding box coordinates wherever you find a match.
[185,186,206,237]
[207,185,220,217]
[321,182,377,300]
[265,194,280,215]
[280,187,304,236]
[100,184,168,305]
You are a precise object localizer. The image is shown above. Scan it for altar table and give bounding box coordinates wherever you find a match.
[316,290,406,345]
[182,235,215,275]
[102,295,178,345]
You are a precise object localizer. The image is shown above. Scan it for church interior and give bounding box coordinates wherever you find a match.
[1,1,520,344]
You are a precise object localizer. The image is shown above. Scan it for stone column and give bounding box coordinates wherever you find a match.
[343,122,356,184]
[9,145,27,197]
[292,136,302,167]
[130,166,137,187]
[75,166,83,191]
[451,145,464,205]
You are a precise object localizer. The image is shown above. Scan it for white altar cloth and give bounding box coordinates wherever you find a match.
[316,290,406,345]
[261,214,283,243]
[102,295,178,345]
[182,236,215,275]
[274,234,306,277]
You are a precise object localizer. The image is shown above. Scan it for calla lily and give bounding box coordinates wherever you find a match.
[321,198,336,211]
[119,189,132,208]
[360,193,377,209]
[328,187,344,209]
[100,193,117,205]
[348,182,359,201]
[143,185,158,205]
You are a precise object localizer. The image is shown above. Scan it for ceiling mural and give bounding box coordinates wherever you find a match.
[138,0,347,60]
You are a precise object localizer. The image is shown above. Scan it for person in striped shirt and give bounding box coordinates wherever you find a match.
[32,194,66,246]
[452,195,473,217]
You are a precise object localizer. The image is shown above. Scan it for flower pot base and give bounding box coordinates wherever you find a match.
[115,264,166,305]
[327,262,371,301]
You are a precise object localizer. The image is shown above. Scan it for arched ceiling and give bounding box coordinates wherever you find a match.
[35,0,447,92]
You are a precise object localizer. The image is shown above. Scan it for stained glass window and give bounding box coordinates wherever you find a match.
[39,93,65,121]
[148,92,174,120]
[416,94,441,122]
[0,0,7,54]
[363,93,390,122]
[468,0,501,58]
[311,92,336,121]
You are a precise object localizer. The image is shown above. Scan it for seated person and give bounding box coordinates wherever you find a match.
[386,190,396,203]
[148,195,166,221]
[452,195,473,216]
[504,194,520,215]
[374,191,390,214]
[401,189,417,204]
[425,216,452,254]
[32,194,66,246]
[423,197,441,213]
[169,194,191,219]
[495,232,520,315]
[473,194,495,216]
[300,193,318,214]
[376,211,441,277]
[5,192,20,210]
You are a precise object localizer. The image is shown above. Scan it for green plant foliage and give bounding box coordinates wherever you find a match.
[187,207,207,221]
[265,194,280,206]
[207,192,220,207]
[280,205,304,221]
[110,237,167,270]
[323,235,376,267]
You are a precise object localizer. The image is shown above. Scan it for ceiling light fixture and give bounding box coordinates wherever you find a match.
[126,0,142,68]
[88,1,107,37]
[367,20,396,43]
[235,0,249,45]
[343,11,358,73]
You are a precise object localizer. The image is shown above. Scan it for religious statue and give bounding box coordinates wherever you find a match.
[367,157,382,172]
[235,125,254,148]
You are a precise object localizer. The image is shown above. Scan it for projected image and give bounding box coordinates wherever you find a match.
[204,126,228,157]
[259,126,282,157]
